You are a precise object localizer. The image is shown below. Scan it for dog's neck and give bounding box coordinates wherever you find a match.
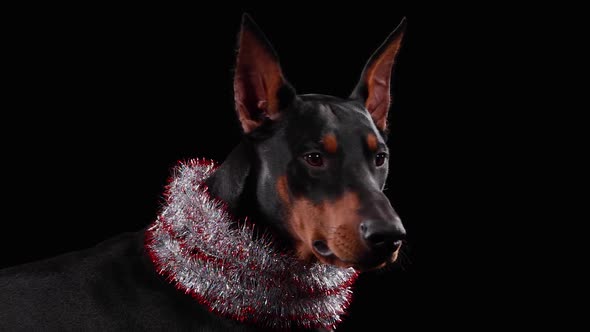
[146,159,357,330]
[205,140,292,246]
[204,140,253,214]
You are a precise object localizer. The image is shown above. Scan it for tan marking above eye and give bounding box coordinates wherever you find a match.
[367,133,378,152]
[322,134,338,154]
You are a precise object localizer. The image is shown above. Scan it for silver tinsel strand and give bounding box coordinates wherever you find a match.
[145,159,358,330]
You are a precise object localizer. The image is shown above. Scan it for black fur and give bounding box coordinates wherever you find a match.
[0,231,275,331]
[1,14,405,331]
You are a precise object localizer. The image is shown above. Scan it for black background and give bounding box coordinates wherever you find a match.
[2,3,541,330]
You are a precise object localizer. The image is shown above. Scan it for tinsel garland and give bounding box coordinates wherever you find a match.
[145,159,358,330]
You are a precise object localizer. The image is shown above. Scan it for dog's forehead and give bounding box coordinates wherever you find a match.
[292,95,378,139]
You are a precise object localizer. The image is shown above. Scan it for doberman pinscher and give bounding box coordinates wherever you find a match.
[0,14,406,331]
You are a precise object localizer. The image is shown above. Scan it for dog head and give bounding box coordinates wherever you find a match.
[233,14,406,271]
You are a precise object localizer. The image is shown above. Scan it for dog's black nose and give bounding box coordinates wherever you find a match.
[360,219,406,249]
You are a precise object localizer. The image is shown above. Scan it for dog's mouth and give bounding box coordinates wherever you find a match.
[311,239,399,271]
[312,240,334,256]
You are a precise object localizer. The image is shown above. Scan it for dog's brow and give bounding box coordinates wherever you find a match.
[366,134,378,152]
[322,134,338,154]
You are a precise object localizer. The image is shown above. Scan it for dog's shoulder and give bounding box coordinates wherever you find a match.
[0,230,144,286]
[0,231,149,330]
[0,230,279,331]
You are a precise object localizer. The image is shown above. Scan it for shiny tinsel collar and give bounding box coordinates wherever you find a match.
[145,159,358,330]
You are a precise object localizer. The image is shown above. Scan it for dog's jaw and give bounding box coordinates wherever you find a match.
[295,237,402,271]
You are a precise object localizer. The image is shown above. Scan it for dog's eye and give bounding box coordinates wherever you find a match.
[375,153,387,167]
[304,153,324,167]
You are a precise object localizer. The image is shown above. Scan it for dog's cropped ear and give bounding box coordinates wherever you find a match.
[350,18,406,131]
[234,14,296,134]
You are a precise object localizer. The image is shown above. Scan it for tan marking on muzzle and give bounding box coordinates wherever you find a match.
[276,176,366,266]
